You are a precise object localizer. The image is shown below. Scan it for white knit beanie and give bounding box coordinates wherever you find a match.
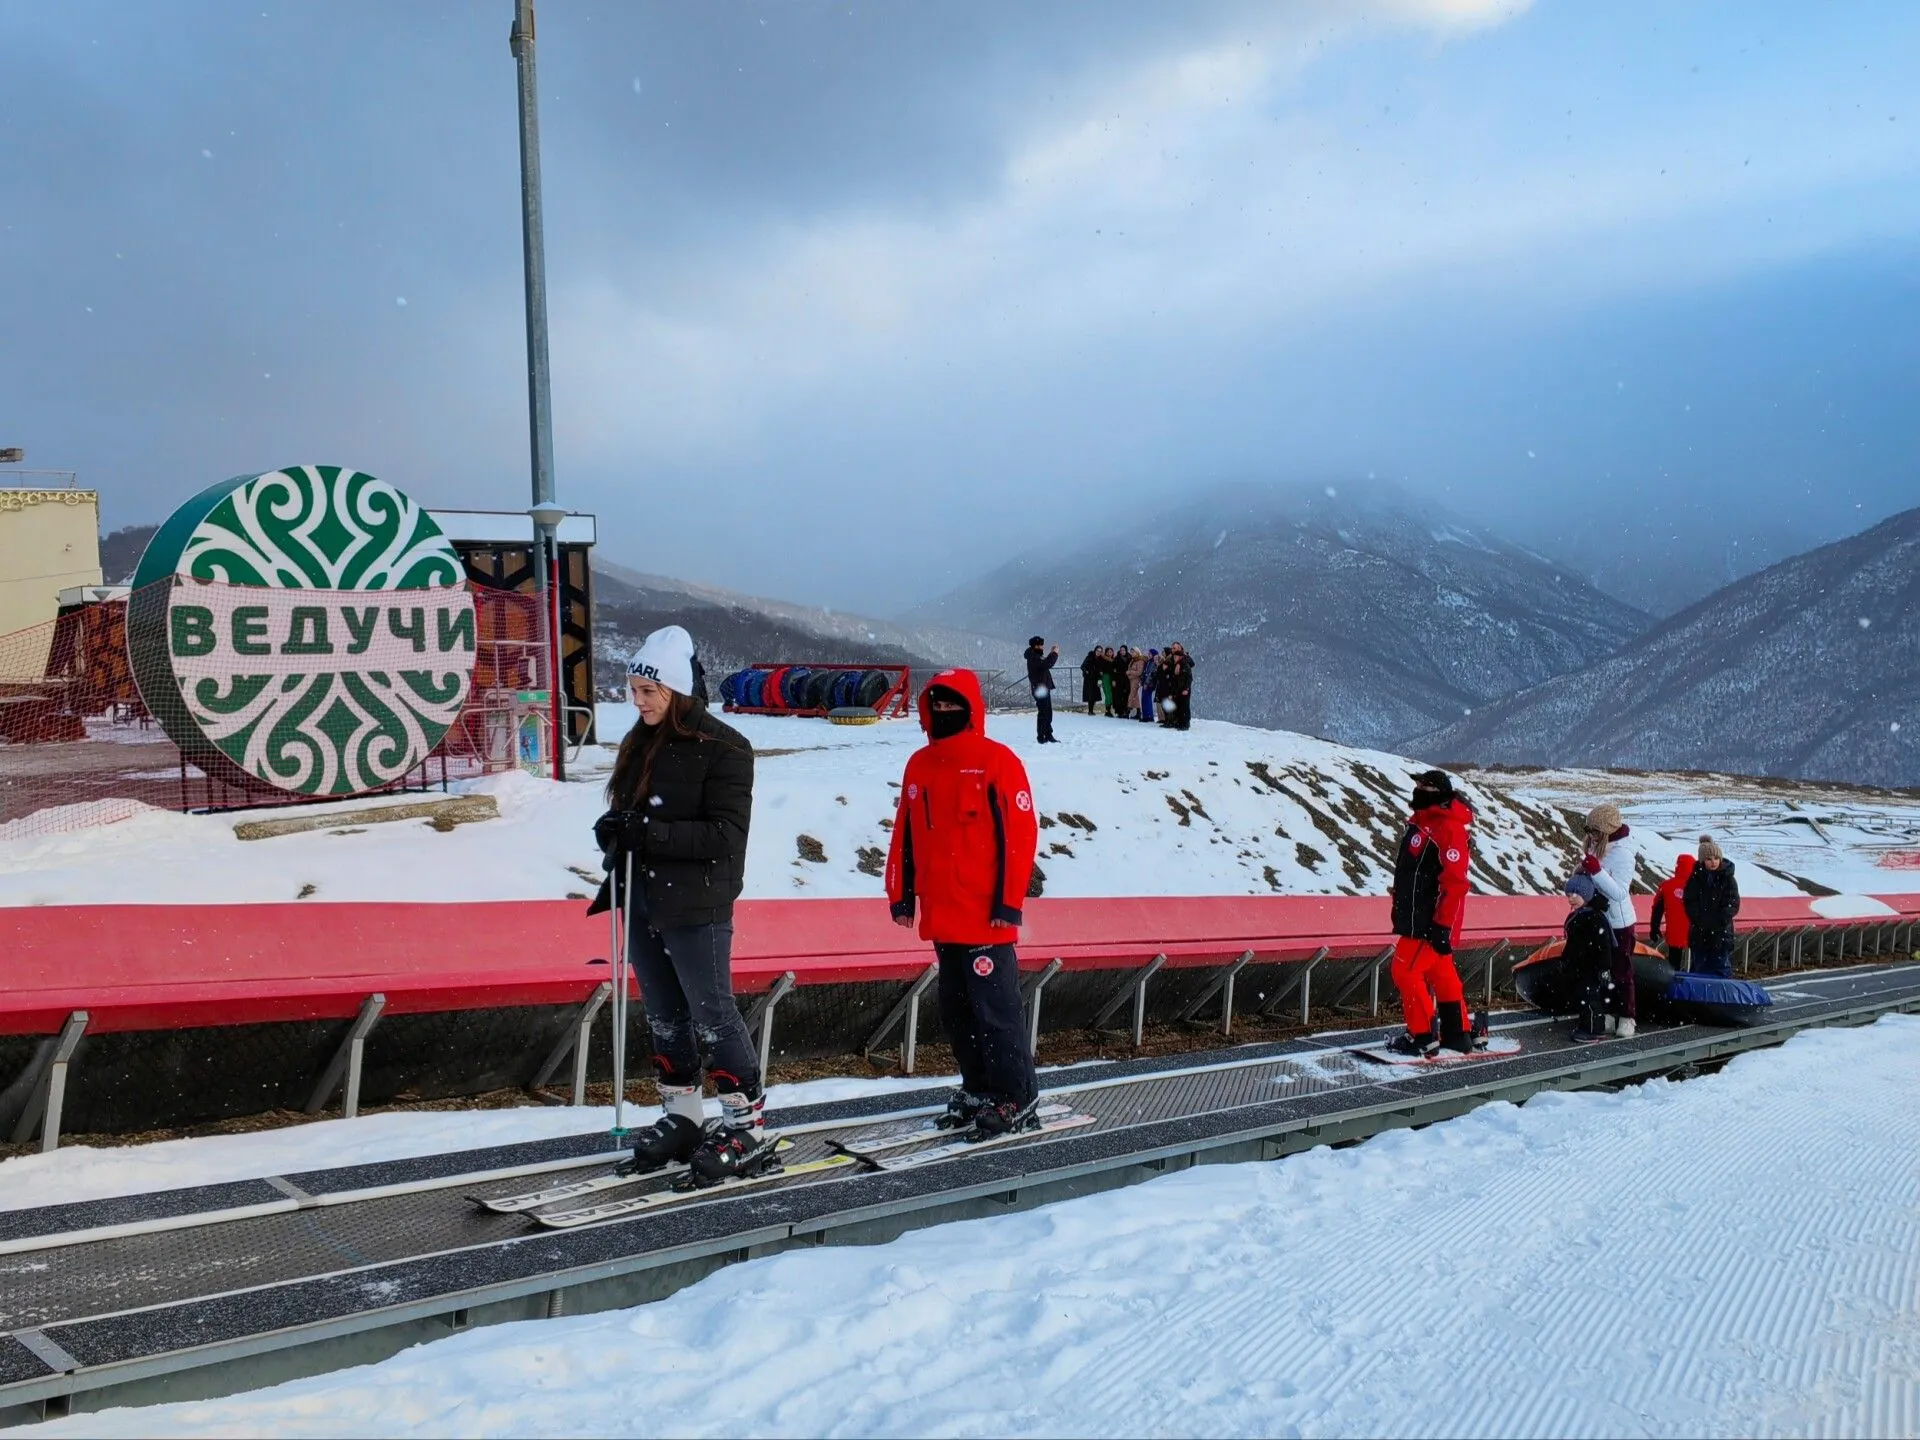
[628,625,695,696]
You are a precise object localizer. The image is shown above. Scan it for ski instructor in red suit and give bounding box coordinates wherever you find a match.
[885,669,1043,1136]
[1386,769,1485,1058]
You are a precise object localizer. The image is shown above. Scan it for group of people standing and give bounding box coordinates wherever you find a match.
[1021,638,1195,742]
[1560,809,1743,1040]
[1384,778,1747,1057]
[595,623,1751,1189]
[593,629,1050,1192]
[1073,643,1195,728]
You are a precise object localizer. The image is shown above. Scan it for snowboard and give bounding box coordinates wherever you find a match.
[1347,1034,1522,1067]
[829,1102,1076,1159]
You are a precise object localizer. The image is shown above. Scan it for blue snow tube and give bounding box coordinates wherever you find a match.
[806,671,838,710]
[719,670,747,706]
[743,668,769,708]
[830,671,858,708]
[1663,972,1773,1028]
[782,668,813,708]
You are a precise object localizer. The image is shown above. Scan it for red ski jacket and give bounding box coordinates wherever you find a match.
[885,669,1039,945]
[1388,797,1473,948]
[1649,854,1696,948]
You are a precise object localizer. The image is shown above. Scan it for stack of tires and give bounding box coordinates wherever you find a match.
[719,667,897,719]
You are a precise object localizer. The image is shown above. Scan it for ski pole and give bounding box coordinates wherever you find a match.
[611,847,634,1140]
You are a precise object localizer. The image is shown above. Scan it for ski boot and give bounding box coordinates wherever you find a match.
[684,1124,782,1187]
[936,1088,991,1130]
[1386,1030,1440,1059]
[1471,1009,1491,1050]
[615,1112,705,1177]
[1436,1002,1473,1056]
[969,1097,1040,1140]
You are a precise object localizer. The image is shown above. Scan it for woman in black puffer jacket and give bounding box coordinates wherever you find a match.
[590,625,767,1186]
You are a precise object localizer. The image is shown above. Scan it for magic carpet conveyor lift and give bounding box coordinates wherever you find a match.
[3,959,1919,1426]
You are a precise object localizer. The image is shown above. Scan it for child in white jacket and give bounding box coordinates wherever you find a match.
[1575,803,1640,1037]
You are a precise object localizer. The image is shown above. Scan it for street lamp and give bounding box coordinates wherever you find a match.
[530,500,568,781]
[511,0,563,781]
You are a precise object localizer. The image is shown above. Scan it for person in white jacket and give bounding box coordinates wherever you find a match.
[1575,802,1640,1037]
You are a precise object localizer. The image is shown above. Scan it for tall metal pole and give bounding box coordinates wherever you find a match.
[510,0,565,780]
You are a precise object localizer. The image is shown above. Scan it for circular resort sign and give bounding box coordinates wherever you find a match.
[129,465,477,797]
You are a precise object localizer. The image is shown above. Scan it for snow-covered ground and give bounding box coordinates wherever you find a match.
[29,1014,1920,1439]
[9,703,1908,909]
[1463,765,1920,898]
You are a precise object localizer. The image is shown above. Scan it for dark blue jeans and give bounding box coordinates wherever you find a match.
[934,943,1038,1106]
[629,910,761,1097]
[1691,939,1734,978]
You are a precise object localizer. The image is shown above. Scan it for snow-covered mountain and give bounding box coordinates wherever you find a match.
[593,562,1016,693]
[1418,507,1920,788]
[906,483,1651,750]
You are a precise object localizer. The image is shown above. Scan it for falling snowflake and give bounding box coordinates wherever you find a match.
[1859,617,1872,630]
[1894,722,1903,734]
[1324,486,1338,498]
[1526,450,1536,459]
[395,297,408,307]
[632,77,642,94]
[200,148,213,159]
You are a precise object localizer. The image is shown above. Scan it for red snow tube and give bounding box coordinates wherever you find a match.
[761,666,791,711]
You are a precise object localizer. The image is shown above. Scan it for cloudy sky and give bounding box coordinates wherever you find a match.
[4,0,1917,614]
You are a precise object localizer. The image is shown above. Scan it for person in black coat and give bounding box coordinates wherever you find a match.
[590,624,768,1186]
[1080,648,1103,714]
[1024,637,1060,743]
[1160,643,1195,730]
[1682,835,1741,977]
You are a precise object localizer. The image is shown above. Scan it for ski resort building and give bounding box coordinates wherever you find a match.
[0,482,102,653]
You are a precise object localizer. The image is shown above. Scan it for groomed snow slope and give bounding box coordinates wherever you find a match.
[2,706,1855,908]
[32,1013,1920,1439]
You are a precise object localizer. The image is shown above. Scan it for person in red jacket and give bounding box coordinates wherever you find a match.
[885,669,1042,1135]
[1648,852,1696,971]
[1385,769,1484,1057]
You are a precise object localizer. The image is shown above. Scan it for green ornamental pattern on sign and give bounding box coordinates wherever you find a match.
[129,465,478,798]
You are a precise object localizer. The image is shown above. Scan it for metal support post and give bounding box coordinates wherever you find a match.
[861,962,939,1073]
[1262,946,1331,1019]
[1174,950,1254,1032]
[1090,955,1165,1046]
[1298,950,1326,1025]
[1481,940,1511,1008]
[1367,944,1395,1016]
[1020,958,1064,1053]
[25,1011,89,1153]
[746,971,796,1081]
[607,851,634,1134]
[304,994,385,1118]
[1738,935,1751,976]
[1219,951,1250,1036]
[526,981,612,1103]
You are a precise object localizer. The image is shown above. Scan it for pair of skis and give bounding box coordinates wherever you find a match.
[471,1106,1095,1230]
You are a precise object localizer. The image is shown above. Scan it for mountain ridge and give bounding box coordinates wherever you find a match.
[905,481,1653,750]
[1416,507,1920,787]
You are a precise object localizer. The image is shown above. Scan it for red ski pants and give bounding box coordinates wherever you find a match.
[1390,936,1465,1036]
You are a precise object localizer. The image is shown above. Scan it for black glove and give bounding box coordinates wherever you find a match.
[1425,922,1453,955]
[593,809,647,858]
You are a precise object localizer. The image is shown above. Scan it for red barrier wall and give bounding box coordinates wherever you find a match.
[4,893,1916,1036]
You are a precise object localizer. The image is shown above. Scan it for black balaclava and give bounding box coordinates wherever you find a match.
[1410,768,1453,812]
[926,685,971,740]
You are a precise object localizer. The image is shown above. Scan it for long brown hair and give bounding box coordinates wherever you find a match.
[607,693,701,808]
